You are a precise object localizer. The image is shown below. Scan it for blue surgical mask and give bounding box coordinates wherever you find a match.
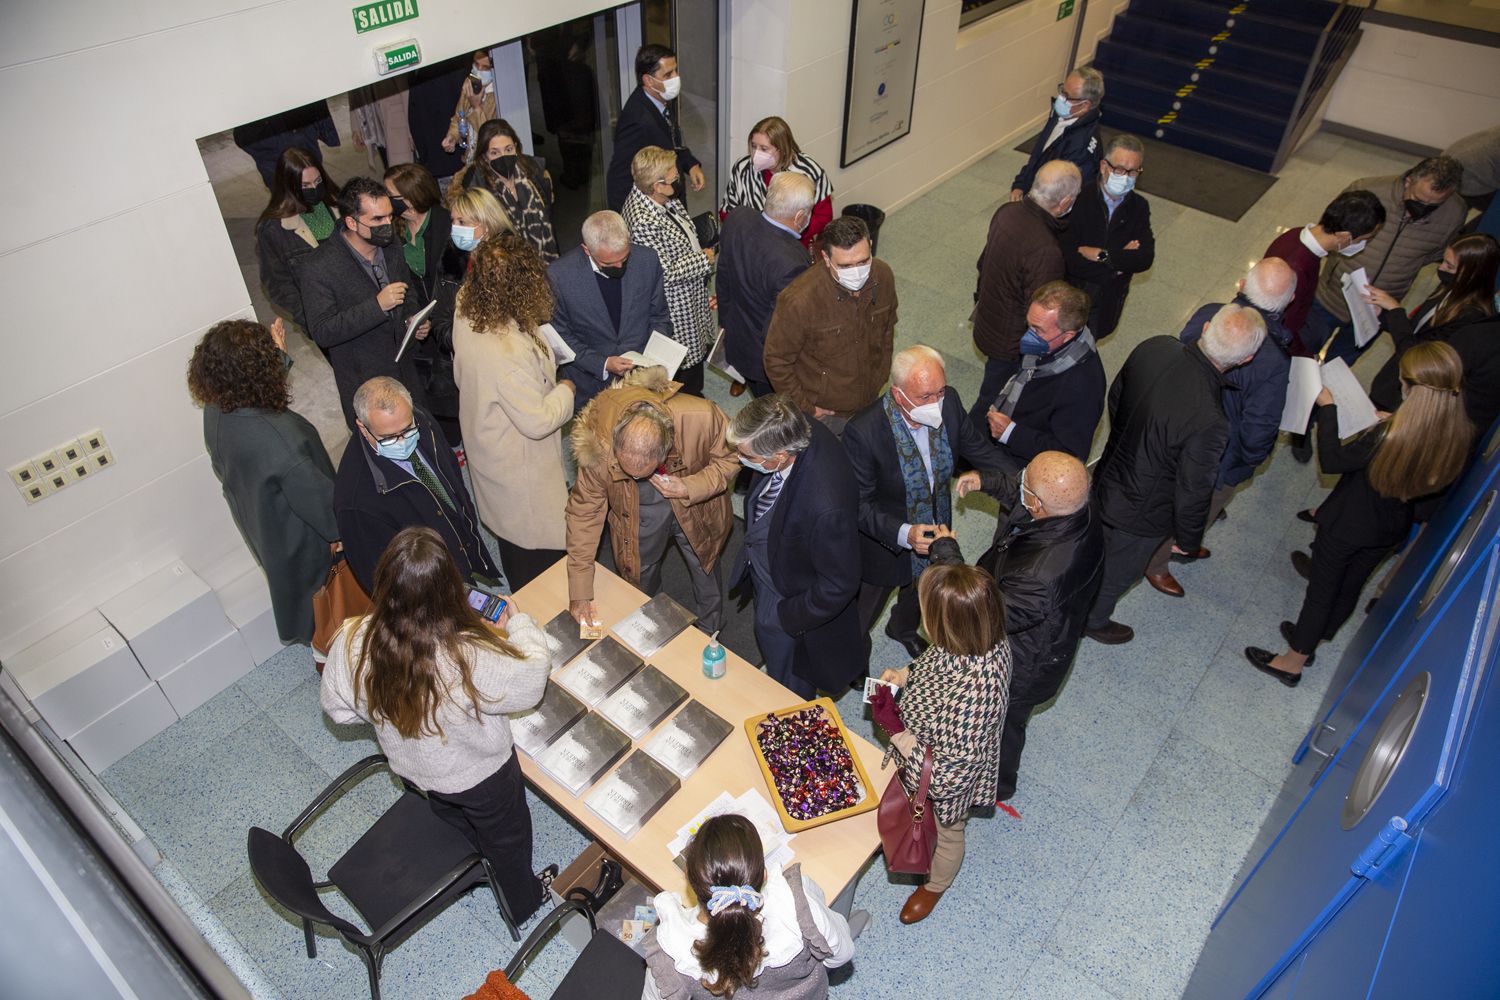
[740,456,776,475]
[375,429,418,461]
[451,224,480,252]
[1104,171,1135,197]
[1053,94,1075,119]
[1018,327,1050,355]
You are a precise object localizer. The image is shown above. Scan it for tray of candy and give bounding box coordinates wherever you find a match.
[744,698,879,834]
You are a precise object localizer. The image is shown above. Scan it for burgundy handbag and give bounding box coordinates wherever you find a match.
[877,747,938,875]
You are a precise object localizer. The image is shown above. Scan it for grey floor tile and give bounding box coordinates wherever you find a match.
[1009,952,1127,1000]
[238,643,321,710]
[267,676,382,780]
[101,685,261,810]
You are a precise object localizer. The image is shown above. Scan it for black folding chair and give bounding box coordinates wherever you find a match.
[504,895,647,1000]
[247,754,520,1000]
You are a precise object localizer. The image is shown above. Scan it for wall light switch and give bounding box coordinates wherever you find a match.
[8,461,38,488]
[79,430,107,454]
[22,478,52,504]
[91,449,115,471]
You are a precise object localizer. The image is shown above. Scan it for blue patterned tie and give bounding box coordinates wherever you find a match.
[753,471,784,523]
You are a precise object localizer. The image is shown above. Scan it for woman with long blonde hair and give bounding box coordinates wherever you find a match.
[1247,341,1473,686]
[320,526,558,921]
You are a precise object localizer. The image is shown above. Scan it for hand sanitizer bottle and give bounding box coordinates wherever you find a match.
[703,630,726,679]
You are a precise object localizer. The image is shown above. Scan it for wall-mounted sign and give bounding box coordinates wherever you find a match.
[840,0,928,168]
[1057,0,1075,19]
[353,0,419,34]
[374,39,422,76]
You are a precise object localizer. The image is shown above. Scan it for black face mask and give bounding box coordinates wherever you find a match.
[597,262,626,280]
[1405,198,1439,221]
[488,154,519,177]
[300,182,325,208]
[389,196,408,217]
[362,222,396,247]
[1437,269,1455,287]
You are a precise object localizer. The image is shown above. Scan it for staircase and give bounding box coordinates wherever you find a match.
[1092,0,1366,173]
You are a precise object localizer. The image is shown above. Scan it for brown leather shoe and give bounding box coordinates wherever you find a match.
[1146,570,1185,597]
[1085,621,1135,644]
[729,381,746,397]
[900,885,944,924]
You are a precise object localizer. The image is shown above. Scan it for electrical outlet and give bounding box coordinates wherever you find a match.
[46,467,71,492]
[79,429,107,454]
[21,478,52,504]
[8,461,39,489]
[55,443,84,467]
[90,449,115,471]
[33,452,60,476]
[70,459,92,482]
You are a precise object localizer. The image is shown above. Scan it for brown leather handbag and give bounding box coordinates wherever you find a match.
[877,747,938,875]
[311,546,370,665]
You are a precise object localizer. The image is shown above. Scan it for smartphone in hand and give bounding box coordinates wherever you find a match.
[467,587,508,623]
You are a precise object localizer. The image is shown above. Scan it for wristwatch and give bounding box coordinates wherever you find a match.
[1096,249,1111,263]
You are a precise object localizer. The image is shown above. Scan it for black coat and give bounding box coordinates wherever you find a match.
[1094,337,1230,549]
[730,421,864,691]
[1011,105,1103,194]
[844,389,1010,588]
[717,208,809,384]
[606,87,701,212]
[256,216,327,330]
[976,469,1104,693]
[1062,183,1155,338]
[333,407,498,593]
[204,405,338,644]
[548,244,672,409]
[1369,300,1500,437]
[973,199,1067,362]
[1313,405,1412,549]
[993,338,1106,462]
[298,232,428,428]
[406,62,469,178]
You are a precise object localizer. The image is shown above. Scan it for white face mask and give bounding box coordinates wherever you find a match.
[833,261,871,292]
[1104,171,1135,197]
[751,148,777,172]
[1338,239,1367,257]
[897,387,943,429]
[657,75,682,101]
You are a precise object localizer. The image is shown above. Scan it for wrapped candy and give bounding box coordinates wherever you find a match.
[754,707,863,821]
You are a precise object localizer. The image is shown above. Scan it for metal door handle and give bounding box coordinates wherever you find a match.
[1305,722,1338,760]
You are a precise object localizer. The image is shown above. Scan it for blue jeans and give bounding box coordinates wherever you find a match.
[1306,298,1370,368]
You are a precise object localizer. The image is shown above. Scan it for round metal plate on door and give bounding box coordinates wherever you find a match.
[1342,672,1429,830]
[1417,492,1496,618]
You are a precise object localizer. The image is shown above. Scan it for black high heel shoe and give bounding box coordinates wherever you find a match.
[1245,647,1302,688]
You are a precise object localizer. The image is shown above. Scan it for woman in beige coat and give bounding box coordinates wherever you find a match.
[453,233,575,589]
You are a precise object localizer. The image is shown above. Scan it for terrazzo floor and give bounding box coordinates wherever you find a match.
[98,126,1436,999]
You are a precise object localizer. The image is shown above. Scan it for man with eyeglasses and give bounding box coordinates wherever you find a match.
[1062,133,1154,340]
[1010,67,1105,203]
[334,376,498,592]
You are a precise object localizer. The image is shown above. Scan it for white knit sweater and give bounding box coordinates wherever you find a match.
[320,613,553,794]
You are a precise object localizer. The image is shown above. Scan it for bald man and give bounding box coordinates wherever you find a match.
[952,451,1103,804]
[1143,258,1299,597]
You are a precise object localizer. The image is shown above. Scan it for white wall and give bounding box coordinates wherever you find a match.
[1324,23,1500,150]
[728,0,1128,216]
[0,0,619,659]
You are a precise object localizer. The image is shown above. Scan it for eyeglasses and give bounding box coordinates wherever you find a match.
[372,424,417,447]
[1055,84,1085,103]
[1104,159,1144,178]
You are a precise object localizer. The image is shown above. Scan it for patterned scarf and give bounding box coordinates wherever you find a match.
[883,394,952,574]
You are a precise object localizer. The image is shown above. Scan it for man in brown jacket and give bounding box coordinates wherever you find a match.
[969,160,1081,433]
[566,367,740,631]
[762,214,898,435]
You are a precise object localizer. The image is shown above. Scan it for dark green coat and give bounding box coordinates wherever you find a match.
[204,405,339,644]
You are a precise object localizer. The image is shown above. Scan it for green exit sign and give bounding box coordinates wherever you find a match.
[353,0,419,34]
[1057,0,1075,18]
[375,40,421,75]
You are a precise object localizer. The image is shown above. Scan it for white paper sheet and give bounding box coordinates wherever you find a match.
[1280,357,1323,434]
[1339,267,1382,349]
[393,298,438,362]
[1319,358,1381,438]
[706,329,745,384]
[536,322,575,365]
[621,330,689,380]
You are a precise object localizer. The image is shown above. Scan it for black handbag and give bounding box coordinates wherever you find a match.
[692,210,721,249]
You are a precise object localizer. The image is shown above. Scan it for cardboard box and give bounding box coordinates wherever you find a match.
[156,630,255,717]
[550,842,655,954]
[216,567,282,665]
[5,610,153,738]
[67,682,178,772]
[100,562,232,678]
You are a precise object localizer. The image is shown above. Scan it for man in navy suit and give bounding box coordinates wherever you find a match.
[844,346,1010,658]
[728,395,864,698]
[606,44,704,212]
[547,211,673,411]
[717,172,814,398]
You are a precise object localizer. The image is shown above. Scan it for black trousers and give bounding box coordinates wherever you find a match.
[1087,525,1168,630]
[425,753,544,923]
[495,535,565,593]
[1290,532,1392,654]
[995,661,1072,802]
[856,579,921,647]
[675,360,706,398]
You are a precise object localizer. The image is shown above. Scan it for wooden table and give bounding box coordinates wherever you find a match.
[512,561,886,902]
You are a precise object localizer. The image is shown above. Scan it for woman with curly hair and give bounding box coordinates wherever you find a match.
[188,318,339,645]
[453,233,576,589]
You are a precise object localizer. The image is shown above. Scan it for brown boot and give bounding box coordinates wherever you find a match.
[900,885,944,924]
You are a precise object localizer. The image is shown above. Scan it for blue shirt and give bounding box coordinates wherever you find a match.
[763,213,803,239]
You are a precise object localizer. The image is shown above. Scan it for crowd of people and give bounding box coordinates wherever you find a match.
[192,49,1500,996]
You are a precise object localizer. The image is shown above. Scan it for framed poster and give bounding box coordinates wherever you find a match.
[840,0,928,168]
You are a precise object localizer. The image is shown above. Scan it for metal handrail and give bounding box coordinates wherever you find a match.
[1271,0,1370,172]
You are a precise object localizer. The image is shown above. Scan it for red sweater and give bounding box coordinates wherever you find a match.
[1265,227,1324,355]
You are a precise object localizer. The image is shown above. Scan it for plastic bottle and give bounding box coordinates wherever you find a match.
[702,630,726,679]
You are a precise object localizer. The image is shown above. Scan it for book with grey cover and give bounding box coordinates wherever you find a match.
[509,682,587,758]
[597,665,689,740]
[613,593,698,659]
[642,700,734,779]
[584,751,682,839]
[554,636,645,706]
[543,609,594,671]
[535,712,632,795]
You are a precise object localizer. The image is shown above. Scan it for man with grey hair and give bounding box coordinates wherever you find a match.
[1140,259,1299,597]
[1010,66,1105,201]
[843,345,1008,657]
[334,376,497,591]
[1084,305,1265,644]
[548,209,673,410]
[717,172,815,398]
[727,394,863,696]
[971,160,1081,433]
[1063,132,1154,339]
